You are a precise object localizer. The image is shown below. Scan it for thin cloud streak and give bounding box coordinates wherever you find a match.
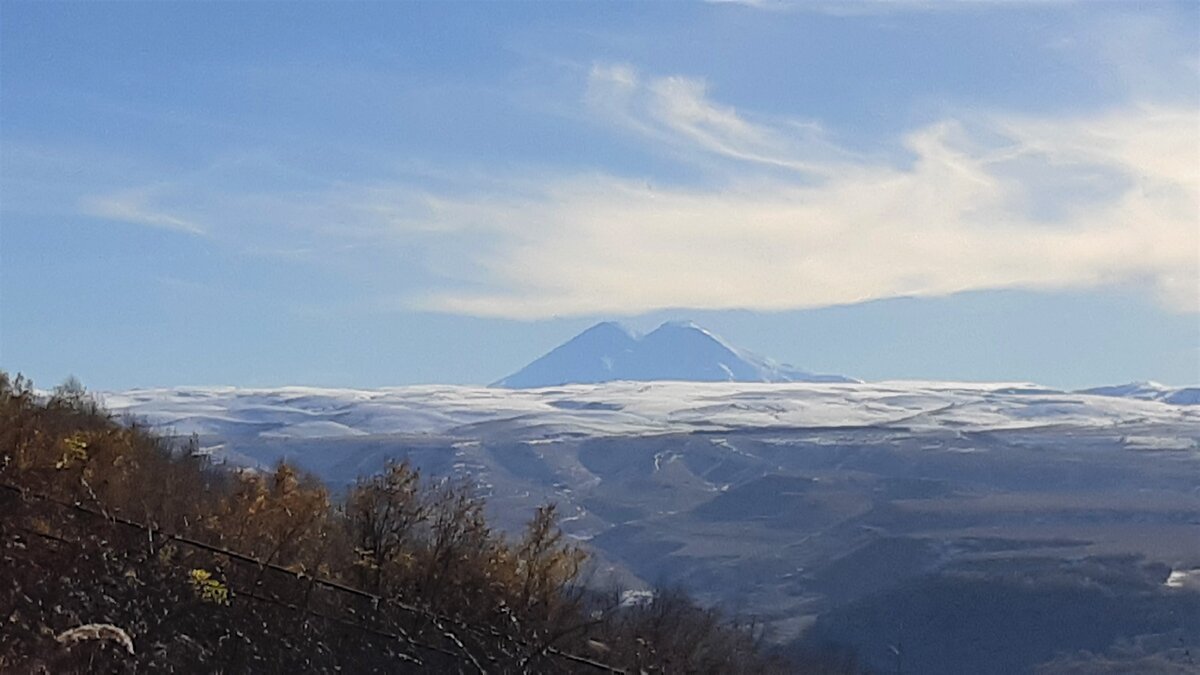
[586,64,846,176]
[707,0,1069,16]
[82,190,207,236]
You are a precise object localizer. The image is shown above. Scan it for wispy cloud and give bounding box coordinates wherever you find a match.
[701,0,788,10]
[414,73,1198,318]
[586,64,843,174]
[82,189,206,236]
[704,0,1049,16]
[67,62,1198,320]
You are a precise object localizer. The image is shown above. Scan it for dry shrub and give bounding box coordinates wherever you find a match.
[0,372,805,673]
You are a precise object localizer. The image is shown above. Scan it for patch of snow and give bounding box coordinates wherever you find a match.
[1165,569,1200,590]
[1123,436,1197,451]
[619,590,655,608]
[259,421,367,439]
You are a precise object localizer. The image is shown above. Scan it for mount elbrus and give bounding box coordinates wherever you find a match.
[492,320,855,388]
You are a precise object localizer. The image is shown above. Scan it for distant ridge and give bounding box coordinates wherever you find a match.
[1078,381,1200,406]
[492,320,856,388]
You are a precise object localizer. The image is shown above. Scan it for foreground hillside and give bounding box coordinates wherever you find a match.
[0,373,818,673]
[105,380,1200,674]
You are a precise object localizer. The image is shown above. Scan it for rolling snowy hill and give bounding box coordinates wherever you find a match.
[103,380,1198,443]
[1080,381,1200,405]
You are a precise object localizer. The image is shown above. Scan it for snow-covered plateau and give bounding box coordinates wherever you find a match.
[103,379,1198,443]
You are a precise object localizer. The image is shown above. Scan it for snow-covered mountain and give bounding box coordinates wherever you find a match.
[493,320,854,388]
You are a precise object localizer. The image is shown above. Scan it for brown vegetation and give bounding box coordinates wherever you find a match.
[0,373,809,673]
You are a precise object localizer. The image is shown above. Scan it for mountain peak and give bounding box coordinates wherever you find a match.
[655,319,703,330]
[646,320,725,342]
[492,320,855,388]
[582,320,634,336]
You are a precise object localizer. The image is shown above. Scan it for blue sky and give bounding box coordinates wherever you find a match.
[1,1,1197,390]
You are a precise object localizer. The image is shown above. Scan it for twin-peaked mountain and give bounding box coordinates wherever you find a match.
[492,320,856,388]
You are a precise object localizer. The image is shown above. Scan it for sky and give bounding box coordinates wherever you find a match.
[1,1,1197,391]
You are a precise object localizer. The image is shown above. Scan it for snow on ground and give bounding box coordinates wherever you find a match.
[101,380,1199,442]
[1165,569,1200,590]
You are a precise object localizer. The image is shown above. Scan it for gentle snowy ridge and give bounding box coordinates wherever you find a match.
[102,380,1199,442]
